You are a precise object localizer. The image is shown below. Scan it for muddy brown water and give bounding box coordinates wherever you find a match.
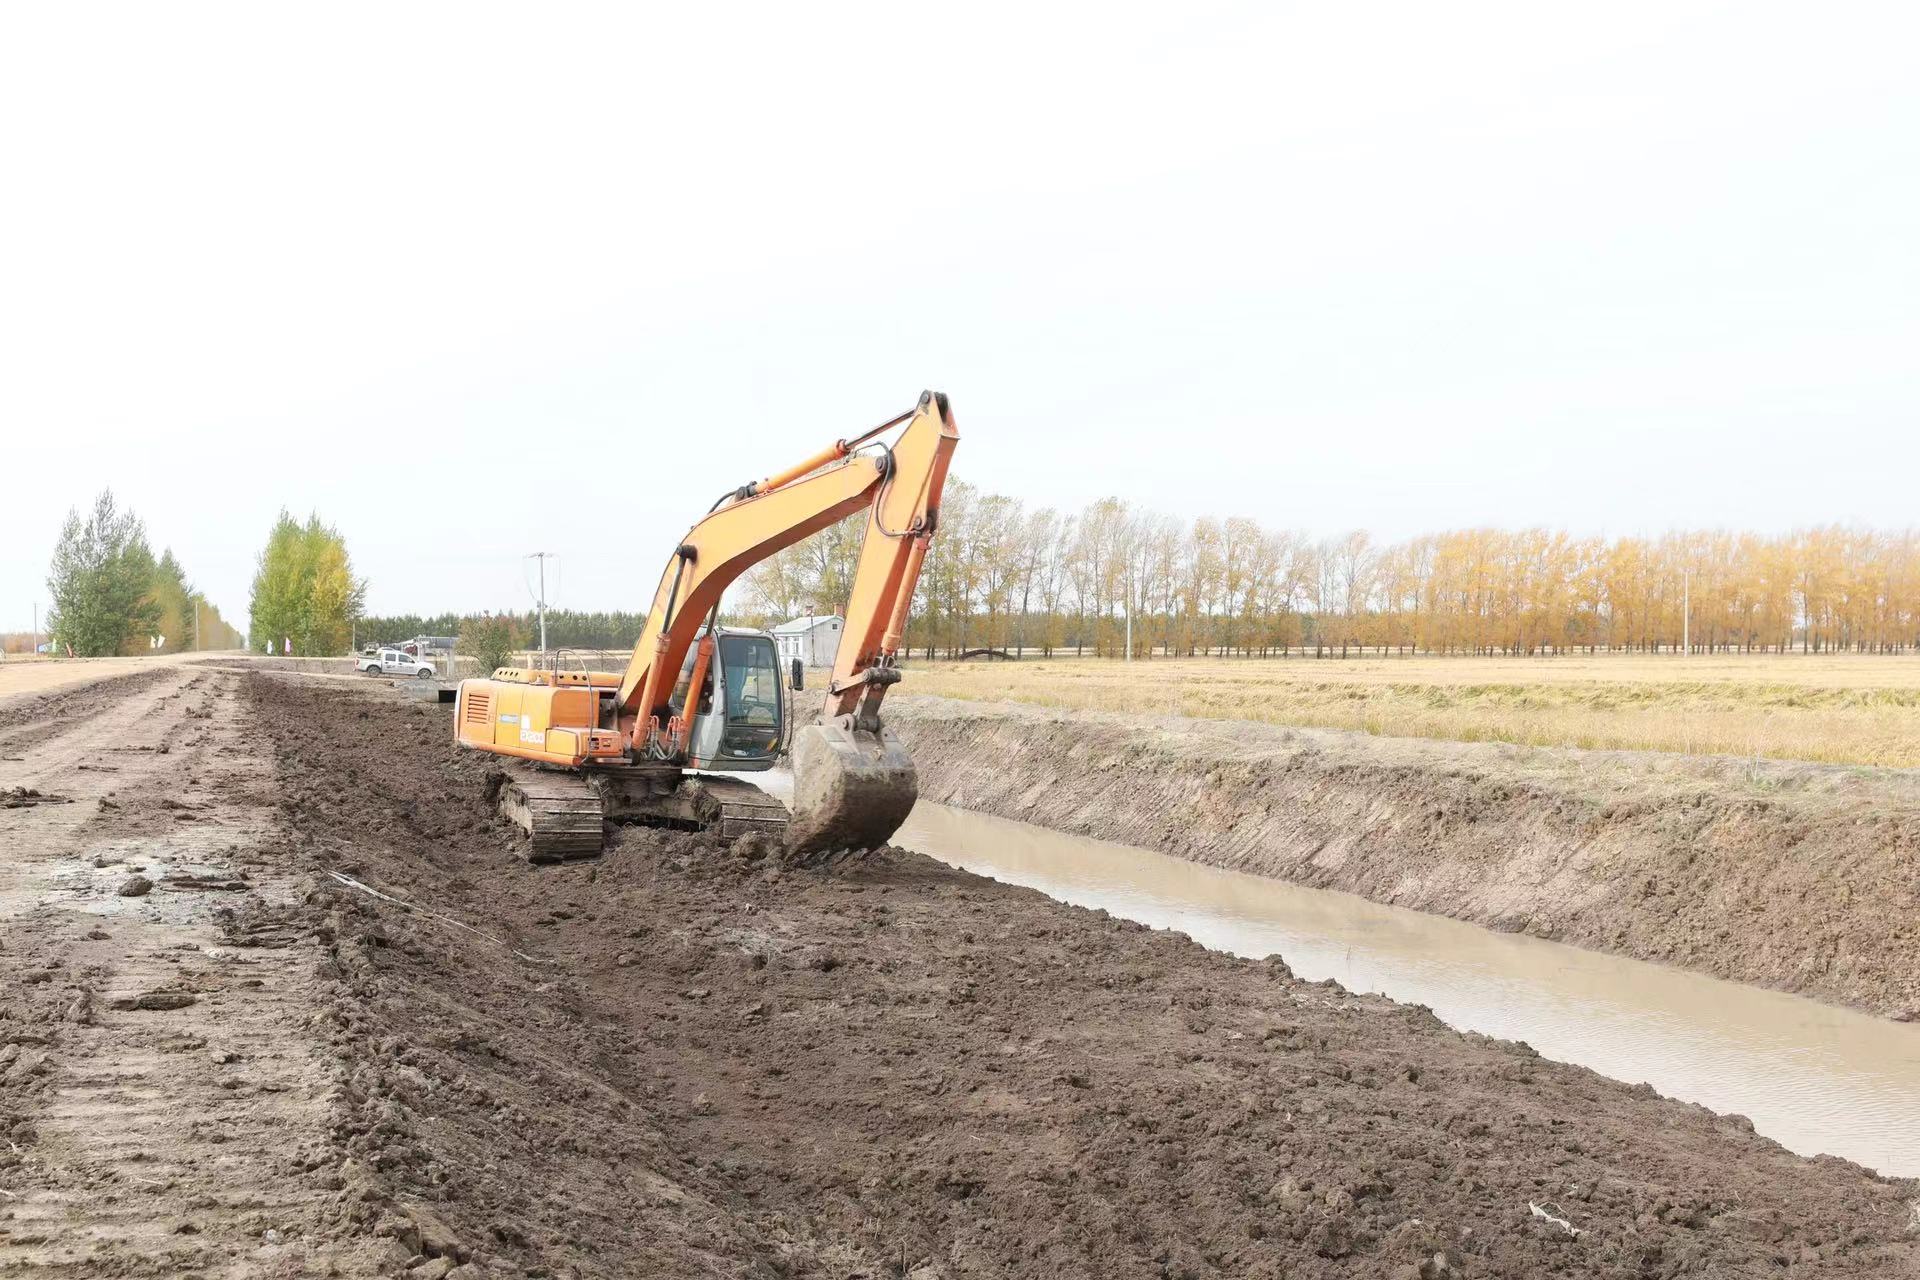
[762,772,1920,1177]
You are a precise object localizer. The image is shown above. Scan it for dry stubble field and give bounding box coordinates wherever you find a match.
[905,653,1920,767]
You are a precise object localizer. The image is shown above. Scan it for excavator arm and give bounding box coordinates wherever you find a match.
[614,390,958,852]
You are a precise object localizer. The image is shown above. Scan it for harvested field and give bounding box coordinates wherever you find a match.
[5,666,1919,1276]
[889,695,1920,1018]
[905,654,1920,767]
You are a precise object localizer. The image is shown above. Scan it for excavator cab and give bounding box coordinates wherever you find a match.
[673,627,785,770]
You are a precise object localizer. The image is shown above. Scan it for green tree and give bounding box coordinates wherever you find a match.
[248,511,366,655]
[46,490,162,656]
[459,613,526,675]
[146,549,201,652]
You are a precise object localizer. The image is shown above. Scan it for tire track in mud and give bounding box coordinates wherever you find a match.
[243,671,1919,1279]
[0,667,379,1277]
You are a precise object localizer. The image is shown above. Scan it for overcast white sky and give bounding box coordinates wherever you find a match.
[4,2,1915,631]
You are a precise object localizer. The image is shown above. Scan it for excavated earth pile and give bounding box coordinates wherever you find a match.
[229,673,1919,1278]
[886,696,1920,1019]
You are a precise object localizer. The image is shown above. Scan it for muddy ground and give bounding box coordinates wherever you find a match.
[2,667,1917,1277]
[888,696,1920,1019]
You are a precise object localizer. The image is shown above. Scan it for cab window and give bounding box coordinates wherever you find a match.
[718,635,779,727]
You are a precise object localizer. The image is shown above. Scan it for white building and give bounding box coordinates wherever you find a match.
[772,614,843,668]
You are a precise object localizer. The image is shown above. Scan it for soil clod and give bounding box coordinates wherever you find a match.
[109,990,198,1010]
[3,786,71,809]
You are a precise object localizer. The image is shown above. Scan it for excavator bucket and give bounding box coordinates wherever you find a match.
[785,721,918,858]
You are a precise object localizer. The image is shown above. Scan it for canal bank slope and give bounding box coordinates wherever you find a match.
[888,695,1920,1019]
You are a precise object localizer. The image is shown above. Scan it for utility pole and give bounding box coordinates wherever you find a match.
[192,597,200,653]
[527,552,554,660]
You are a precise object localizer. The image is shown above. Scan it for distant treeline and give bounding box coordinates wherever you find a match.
[357,611,653,651]
[43,490,245,656]
[739,483,1920,657]
[362,487,1920,662]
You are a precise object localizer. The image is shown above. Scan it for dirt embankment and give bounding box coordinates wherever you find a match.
[235,673,1918,1278]
[886,696,1920,1019]
[0,655,201,702]
[194,655,359,677]
[0,665,173,754]
[197,655,478,680]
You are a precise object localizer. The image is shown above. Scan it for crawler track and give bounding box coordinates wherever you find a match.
[491,763,605,861]
[491,761,791,861]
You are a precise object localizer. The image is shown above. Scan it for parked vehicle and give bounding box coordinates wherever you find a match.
[357,648,436,679]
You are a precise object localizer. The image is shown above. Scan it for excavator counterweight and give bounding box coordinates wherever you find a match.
[453,391,958,860]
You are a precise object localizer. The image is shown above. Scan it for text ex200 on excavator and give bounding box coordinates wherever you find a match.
[451,391,958,861]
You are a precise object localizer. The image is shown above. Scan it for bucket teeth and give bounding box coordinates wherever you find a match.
[786,721,918,858]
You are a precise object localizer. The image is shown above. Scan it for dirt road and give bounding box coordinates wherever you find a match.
[0,665,380,1275]
[4,667,1917,1277]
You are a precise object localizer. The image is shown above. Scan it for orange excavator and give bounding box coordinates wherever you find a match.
[452,391,958,860]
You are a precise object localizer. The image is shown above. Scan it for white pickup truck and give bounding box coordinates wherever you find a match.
[357,647,437,679]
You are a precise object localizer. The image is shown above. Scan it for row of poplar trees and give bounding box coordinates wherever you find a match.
[735,482,1920,657]
[42,498,364,660]
[44,491,245,656]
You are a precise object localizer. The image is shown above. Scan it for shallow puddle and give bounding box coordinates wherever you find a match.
[884,799,1920,1178]
[41,839,239,918]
